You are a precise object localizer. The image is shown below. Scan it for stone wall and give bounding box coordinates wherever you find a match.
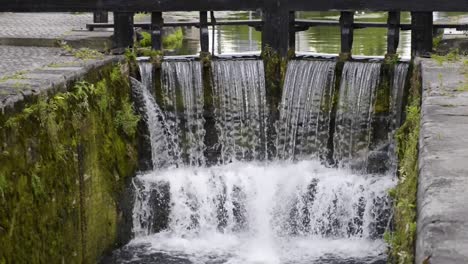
[0,61,140,263]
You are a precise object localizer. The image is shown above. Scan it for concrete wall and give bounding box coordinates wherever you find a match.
[416,59,468,263]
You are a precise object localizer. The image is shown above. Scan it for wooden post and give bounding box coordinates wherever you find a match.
[113,12,134,51]
[151,12,164,51]
[93,12,108,23]
[262,4,290,57]
[289,11,296,53]
[411,12,433,57]
[339,11,354,58]
[387,11,401,55]
[200,11,209,53]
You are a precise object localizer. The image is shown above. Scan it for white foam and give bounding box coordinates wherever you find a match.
[131,160,395,263]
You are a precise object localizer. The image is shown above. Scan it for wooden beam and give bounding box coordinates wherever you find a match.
[151,12,164,51]
[262,3,290,57]
[340,11,354,56]
[3,0,468,12]
[287,0,468,12]
[411,12,433,57]
[289,11,296,52]
[387,11,400,55]
[113,12,134,51]
[200,11,210,53]
[93,12,108,23]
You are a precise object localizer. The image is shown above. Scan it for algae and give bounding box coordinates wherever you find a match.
[0,65,139,264]
[385,63,421,264]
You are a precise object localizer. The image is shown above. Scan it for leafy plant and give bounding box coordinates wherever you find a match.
[115,102,140,137]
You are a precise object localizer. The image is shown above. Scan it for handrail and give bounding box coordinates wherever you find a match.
[87,19,468,32]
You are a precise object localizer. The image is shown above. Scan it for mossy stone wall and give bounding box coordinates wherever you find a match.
[0,64,139,264]
[385,62,421,264]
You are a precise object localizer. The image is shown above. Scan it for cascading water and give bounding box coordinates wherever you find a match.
[276,60,336,160]
[333,62,381,167]
[106,58,409,264]
[160,60,206,166]
[211,60,268,163]
[391,63,409,128]
[133,62,179,169]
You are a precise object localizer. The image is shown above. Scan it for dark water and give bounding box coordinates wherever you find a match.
[102,243,387,264]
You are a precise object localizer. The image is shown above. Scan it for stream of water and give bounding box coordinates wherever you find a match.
[104,58,409,264]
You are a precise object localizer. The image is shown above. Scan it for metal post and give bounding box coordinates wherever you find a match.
[411,12,433,57]
[387,11,401,55]
[340,11,354,58]
[113,12,134,51]
[200,11,209,53]
[151,12,164,51]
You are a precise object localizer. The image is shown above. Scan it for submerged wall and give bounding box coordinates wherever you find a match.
[0,62,140,263]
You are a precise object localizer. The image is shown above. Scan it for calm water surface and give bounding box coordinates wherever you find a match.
[155,11,466,58]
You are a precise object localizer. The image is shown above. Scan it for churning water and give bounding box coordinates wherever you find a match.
[106,58,409,264]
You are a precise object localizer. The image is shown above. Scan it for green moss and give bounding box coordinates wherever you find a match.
[432,49,460,65]
[433,35,443,50]
[374,63,393,114]
[385,63,421,264]
[0,71,26,83]
[139,32,152,48]
[163,29,184,50]
[261,46,289,111]
[125,48,141,79]
[115,101,141,137]
[384,54,401,66]
[59,42,104,60]
[139,28,184,51]
[0,65,139,263]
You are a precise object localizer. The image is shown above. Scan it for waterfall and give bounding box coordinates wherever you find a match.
[333,62,381,167]
[160,60,206,166]
[115,58,411,264]
[391,63,409,128]
[276,60,336,160]
[132,62,180,169]
[211,60,268,163]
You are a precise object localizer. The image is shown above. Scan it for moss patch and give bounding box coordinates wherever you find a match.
[385,63,421,264]
[139,28,184,51]
[261,46,290,112]
[0,65,139,263]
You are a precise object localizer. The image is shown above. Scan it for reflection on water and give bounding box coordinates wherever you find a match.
[295,12,412,58]
[160,11,465,57]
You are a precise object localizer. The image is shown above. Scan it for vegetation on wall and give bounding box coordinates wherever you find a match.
[0,65,139,264]
[385,63,421,264]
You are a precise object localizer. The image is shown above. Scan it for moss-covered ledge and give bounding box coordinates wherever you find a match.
[385,62,421,264]
[0,64,140,263]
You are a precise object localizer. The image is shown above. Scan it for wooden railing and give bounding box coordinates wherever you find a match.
[88,11,467,57]
[2,1,468,57]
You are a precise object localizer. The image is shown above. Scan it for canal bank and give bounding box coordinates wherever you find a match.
[416,57,468,263]
[0,53,142,263]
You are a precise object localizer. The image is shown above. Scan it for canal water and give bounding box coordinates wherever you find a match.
[152,11,466,58]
